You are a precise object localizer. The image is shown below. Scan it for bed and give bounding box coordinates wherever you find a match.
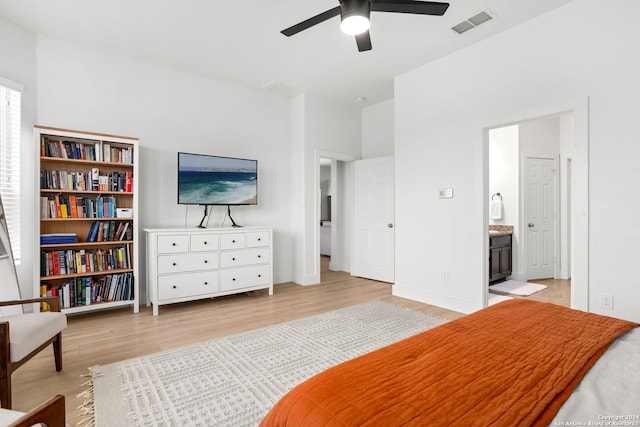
[260,299,639,426]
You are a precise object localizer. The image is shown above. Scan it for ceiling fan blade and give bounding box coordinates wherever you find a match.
[281,6,341,36]
[371,0,449,15]
[355,31,372,52]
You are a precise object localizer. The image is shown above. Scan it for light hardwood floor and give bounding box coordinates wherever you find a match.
[14,258,570,423]
[13,259,463,423]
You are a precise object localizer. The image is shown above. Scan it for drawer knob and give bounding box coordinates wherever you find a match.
[172,262,177,266]
[258,255,261,258]
[204,241,208,245]
[232,278,236,281]
[204,260,208,264]
[258,274,261,278]
[258,238,261,241]
[232,240,236,243]
[232,257,236,261]
[172,243,176,246]
[204,281,208,285]
[172,285,177,289]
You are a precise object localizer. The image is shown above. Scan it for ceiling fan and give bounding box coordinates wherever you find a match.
[281,0,450,52]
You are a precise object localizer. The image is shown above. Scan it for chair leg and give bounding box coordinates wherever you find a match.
[0,322,11,409]
[0,372,10,409]
[53,333,62,372]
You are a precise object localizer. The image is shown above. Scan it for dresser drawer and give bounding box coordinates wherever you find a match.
[220,265,270,291]
[220,233,246,250]
[220,248,269,268]
[246,231,270,247]
[190,234,219,252]
[157,235,189,254]
[157,253,219,274]
[158,271,219,300]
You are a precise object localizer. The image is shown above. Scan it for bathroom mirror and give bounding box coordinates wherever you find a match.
[0,192,22,315]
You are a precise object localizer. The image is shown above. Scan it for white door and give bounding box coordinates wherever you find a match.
[353,156,394,283]
[526,157,555,280]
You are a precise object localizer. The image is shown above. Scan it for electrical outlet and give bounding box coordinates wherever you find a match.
[442,271,449,281]
[600,293,614,310]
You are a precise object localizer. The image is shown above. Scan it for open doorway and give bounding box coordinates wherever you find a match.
[315,149,357,284]
[319,157,333,280]
[487,113,574,307]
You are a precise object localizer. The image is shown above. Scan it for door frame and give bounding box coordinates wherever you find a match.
[481,97,589,310]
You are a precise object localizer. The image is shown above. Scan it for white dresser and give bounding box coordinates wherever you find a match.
[145,227,273,315]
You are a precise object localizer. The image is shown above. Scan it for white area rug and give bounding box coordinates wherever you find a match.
[488,293,513,306]
[88,301,446,426]
[489,280,547,296]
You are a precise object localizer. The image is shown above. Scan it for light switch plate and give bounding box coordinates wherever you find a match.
[439,188,453,199]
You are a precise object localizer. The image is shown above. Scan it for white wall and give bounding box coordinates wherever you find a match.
[519,116,560,155]
[33,37,294,297]
[291,94,361,285]
[489,125,519,228]
[489,125,520,278]
[394,0,640,322]
[362,99,394,158]
[0,16,37,299]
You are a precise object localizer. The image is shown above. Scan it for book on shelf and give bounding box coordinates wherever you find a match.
[119,222,129,240]
[125,171,132,192]
[96,222,105,242]
[91,168,99,191]
[69,195,77,218]
[53,194,61,218]
[86,221,100,242]
[40,233,78,245]
[40,196,49,219]
[40,284,49,311]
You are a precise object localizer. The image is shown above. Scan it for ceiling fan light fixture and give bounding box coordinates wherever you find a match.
[341,15,370,35]
[340,0,371,35]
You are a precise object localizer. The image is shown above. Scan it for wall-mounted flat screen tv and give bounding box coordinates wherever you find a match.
[177,152,258,205]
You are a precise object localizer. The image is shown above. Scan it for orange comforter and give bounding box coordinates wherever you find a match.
[260,299,637,427]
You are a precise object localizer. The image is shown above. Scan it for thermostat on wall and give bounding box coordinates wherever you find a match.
[439,188,453,199]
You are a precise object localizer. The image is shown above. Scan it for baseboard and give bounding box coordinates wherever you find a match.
[392,285,480,314]
[328,261,347,272]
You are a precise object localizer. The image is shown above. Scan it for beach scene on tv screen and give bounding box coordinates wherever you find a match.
[179,155,257,205]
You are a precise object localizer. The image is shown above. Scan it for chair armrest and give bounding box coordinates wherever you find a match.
[7,394,65,427]
[0,297,61,312]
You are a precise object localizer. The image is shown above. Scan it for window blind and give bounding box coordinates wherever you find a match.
[0,83,22,261]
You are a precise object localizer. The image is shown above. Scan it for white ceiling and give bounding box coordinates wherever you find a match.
[0,0,573,107]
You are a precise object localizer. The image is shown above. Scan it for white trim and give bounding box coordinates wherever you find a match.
[0,76,24,93]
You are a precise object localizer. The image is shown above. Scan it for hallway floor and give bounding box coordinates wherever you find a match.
[490,278,571,307]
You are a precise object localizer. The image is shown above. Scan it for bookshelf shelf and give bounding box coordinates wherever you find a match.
[61,299,134,315]
[40,189,132,196]
[40,268,134,281]
[41,240,134,249]
[34,126,139,314]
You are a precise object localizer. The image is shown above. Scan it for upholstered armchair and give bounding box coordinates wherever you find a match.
[0,191,67,409]
[0,297,67,409]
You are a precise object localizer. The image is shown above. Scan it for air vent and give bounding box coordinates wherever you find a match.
[451,21,474,35]
[451,9,494,35]
[468,11,493,26]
